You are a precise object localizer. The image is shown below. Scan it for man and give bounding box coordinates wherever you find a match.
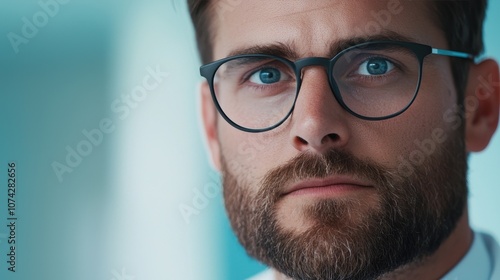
[188,0,500,279]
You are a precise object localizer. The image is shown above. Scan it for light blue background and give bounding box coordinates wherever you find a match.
[0,1,498,280]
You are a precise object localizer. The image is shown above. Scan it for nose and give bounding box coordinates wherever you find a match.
[289,66,351,153]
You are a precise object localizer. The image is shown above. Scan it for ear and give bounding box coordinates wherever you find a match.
[465,59,500,152]
[200,81,222,171]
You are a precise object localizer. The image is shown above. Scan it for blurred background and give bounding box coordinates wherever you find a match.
[0,1,498,279]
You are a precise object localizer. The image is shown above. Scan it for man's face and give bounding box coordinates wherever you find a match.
[204,1,468,279]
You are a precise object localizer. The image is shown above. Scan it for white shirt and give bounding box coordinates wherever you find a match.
[248,232,500,280]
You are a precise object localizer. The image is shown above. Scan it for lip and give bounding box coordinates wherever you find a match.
[281,175,372,197]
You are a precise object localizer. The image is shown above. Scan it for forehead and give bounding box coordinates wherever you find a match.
[210,0,443,60]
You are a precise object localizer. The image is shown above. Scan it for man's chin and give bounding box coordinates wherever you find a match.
[278,189,380,225]
[254,198,393,280]
[274,196,379,234]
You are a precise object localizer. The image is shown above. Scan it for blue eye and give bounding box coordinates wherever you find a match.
[249,68,282,84]
[357,58,394,76]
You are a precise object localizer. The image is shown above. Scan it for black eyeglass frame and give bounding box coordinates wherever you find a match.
[200,40,474,133]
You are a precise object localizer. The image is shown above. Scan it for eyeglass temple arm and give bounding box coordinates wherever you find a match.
[432,48,475,60]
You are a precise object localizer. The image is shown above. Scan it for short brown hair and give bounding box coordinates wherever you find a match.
[188,0,487,100]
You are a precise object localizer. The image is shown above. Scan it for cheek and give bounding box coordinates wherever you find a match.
[406,61,459,141]
[218,121,288,186]
[357,72,458,169]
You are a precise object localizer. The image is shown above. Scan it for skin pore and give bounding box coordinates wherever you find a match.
[200,1,500,279]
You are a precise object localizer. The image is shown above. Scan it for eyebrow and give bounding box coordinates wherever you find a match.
[228,41,299,60]
[226,30,417,60]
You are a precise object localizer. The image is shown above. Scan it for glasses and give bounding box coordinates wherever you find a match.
[200,41,474,133]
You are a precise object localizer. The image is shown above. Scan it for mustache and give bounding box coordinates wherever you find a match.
[260,149,394,201]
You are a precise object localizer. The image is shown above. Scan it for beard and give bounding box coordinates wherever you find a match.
[221,129,467,280]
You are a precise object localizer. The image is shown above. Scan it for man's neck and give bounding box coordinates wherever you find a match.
[274,208,473,280]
